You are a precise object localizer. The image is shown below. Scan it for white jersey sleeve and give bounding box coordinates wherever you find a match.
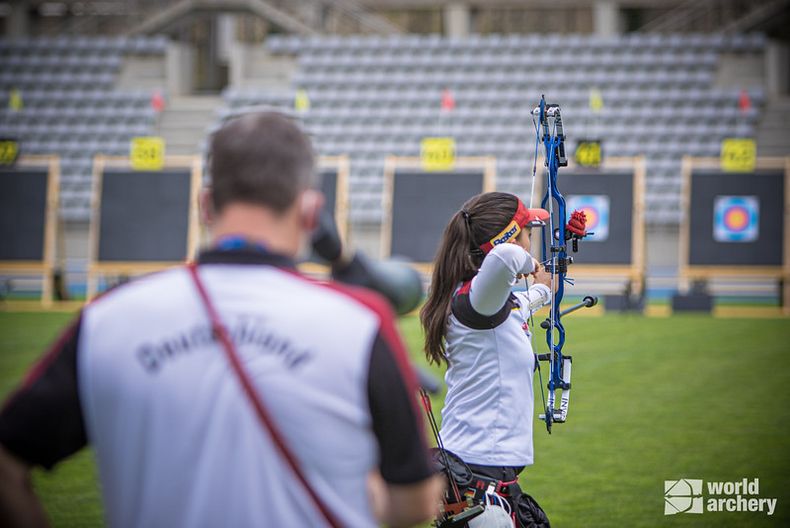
[469,243,537,316]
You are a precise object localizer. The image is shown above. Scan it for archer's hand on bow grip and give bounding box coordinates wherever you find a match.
[566,210,588,237]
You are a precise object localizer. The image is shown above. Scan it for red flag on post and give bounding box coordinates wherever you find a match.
[441,88,455,112]
[151,90,165,112]
[738,89,751,115]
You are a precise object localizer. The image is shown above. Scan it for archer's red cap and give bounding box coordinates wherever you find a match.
[524,206,550,227]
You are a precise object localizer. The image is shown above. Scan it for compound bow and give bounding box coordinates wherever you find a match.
[530,95,596,433]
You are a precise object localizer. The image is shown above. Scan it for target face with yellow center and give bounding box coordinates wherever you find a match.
[713,195,759,242]
[566,194,610,242]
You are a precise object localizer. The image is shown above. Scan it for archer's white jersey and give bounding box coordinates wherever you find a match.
[440,245,551,467]
[0,248,431,528]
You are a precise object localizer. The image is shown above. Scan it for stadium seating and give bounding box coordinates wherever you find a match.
[0,33,766,225]
[0,36,166,221]
[221,32,764,225]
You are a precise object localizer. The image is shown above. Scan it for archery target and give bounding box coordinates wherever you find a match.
[566,194,609,242]
[713,195,759,242]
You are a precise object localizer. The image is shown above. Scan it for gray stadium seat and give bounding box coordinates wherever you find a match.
[0,36,164,221]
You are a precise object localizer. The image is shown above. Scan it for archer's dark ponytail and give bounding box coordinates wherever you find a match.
[420,192,519,365]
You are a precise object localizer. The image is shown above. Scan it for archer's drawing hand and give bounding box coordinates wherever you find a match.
[516,257,540,282]
[531,263,557,293]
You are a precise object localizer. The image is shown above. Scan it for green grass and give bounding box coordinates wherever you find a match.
[0,312,105,527]
[2,311,789,526]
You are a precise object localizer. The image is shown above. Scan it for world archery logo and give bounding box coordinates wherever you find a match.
[713,195,759,243]
[664,479,704,515]
[664,478,778,516]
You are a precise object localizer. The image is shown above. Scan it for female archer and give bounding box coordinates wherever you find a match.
[420,191,556,527]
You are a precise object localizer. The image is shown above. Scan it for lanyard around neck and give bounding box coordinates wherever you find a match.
[214,236,270,254]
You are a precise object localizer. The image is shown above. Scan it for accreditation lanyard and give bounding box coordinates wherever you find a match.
[213,235,270,253]
[187,262,342,528]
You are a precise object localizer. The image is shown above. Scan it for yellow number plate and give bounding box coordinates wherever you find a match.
[0,139,19,165]
[720,138,756,172]
[130,137,165,171]
[574,140,602,168]
[420,137,455,171]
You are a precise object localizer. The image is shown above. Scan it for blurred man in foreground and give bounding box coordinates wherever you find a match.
[0,112,442,527]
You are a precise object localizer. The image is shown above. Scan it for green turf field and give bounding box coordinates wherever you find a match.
[1,310,788,527]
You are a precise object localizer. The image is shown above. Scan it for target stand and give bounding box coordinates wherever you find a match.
[678,156,790,315]
[87,155,202,300]
[380,156,496,273]
[0,155,61,306]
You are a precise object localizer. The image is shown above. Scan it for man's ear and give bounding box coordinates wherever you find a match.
[300,189,324,232]
[199,188,214,226]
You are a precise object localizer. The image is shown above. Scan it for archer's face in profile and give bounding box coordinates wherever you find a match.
[514,227,532,253]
